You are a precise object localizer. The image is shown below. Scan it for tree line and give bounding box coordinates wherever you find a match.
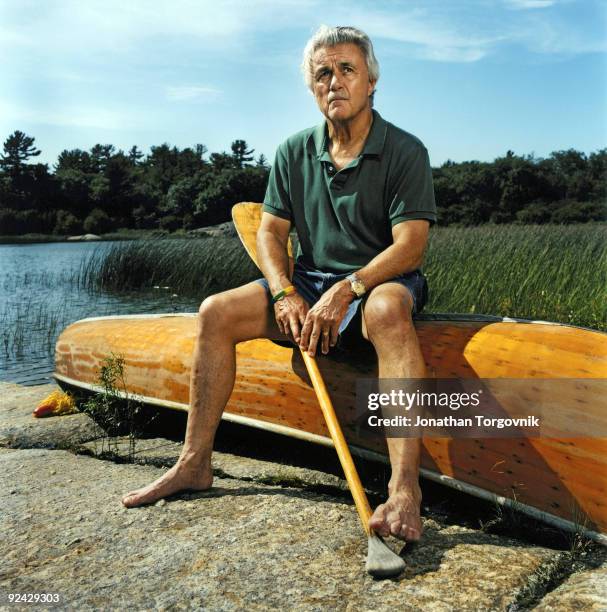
[0,130,604,236]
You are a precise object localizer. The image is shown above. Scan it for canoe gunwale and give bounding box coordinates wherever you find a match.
[63,311,607,336]
[53,371,607,547]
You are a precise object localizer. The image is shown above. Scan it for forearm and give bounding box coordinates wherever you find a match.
[354,241,423,293]
[256,229,292,295]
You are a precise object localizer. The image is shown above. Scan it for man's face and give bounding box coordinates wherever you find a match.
[311,43,376,122]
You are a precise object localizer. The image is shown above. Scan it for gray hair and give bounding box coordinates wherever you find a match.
[301,25,380,103]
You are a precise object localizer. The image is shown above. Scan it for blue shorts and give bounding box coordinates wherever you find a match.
[255,258,428,349]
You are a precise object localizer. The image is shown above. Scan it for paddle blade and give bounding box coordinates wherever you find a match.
[232,202,263,268]
[231,202,295,272]
[365,534,406,578]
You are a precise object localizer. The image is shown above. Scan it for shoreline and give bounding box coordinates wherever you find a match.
[0,222,238,244]
[2,220,605,245]
[0,230,192,244]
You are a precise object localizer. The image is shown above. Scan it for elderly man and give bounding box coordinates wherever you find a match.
[122,25,436,543]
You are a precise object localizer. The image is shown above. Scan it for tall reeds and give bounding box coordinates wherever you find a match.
[76,236,259,298]
[424,224,606,330]
[74,224,606,331]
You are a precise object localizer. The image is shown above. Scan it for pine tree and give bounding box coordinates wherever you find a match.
[0,131,41,174]
[128,145,144,165]
[256,153,268,168]
[231,140,254,168]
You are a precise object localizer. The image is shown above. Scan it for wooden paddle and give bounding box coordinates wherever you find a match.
[232,202,406,578]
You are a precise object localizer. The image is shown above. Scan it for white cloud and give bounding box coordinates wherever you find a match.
[505,0,557,8]
[0,99,142,130]
[421,46,489,63]
[341,2,605,60]
[0,1,504,64]
[509,10,607,54]
[0,0,603,73]
[344,7,506,63]
[0,0,315,56]
[165,86,222,101]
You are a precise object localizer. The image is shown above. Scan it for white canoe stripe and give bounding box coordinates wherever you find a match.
[72,313,197,323]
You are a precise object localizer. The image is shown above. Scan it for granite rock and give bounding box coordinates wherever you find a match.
[1,447,560,611]
[2,382,604,610]
[535,563,607,611]
[0,383,99,450]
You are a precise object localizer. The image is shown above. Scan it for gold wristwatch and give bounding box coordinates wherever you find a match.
[346,272,366,297]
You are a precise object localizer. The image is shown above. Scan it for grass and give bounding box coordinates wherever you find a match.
[424,223,606,330]
[76,224,606,331]
[0,265,88,360]
[479,491,527,536]
[0,294,71,358]
[80,353,156,462]
[76,235,259,298]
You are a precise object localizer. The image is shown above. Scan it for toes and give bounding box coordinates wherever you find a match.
[122,492,142,507]
[390,519,402,537]
[122,494,135,506]
[397,524,421,541]
[369,504,386,527]
[369,504,390,537]
[385,507,404,536]
[405,526,421,541]
[370,501,423,541]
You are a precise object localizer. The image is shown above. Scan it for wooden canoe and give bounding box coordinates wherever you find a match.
[54,311,607,544]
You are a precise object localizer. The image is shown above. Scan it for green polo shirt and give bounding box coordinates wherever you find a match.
[262,109,437,273]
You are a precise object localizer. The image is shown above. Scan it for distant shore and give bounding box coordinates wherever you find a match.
[0,230,188,244]
[0,222,237,244]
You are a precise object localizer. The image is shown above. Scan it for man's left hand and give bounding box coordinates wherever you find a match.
[299,280,354,356]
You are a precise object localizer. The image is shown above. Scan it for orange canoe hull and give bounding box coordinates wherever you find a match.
[54,313,607,542]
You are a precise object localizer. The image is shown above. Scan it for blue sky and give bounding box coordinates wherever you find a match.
[1,0,605,169]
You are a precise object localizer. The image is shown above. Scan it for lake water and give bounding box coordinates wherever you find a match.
[0,241,201,386]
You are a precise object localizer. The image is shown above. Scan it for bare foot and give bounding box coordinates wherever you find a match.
[368,482,423,541]
[121,462,213,508]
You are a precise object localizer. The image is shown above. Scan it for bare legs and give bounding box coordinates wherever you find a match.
[363,283,425,541]
[122,280,425,543]
[121,282,284,507]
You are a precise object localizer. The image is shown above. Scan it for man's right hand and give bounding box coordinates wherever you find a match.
[273,293,309,343]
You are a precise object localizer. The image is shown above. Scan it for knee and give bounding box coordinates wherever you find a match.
[364,294,414,342]
[197,293,233,335]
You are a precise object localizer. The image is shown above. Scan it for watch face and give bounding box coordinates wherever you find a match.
[352,280,365,296]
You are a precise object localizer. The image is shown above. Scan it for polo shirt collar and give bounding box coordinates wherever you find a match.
[307,109,388,160]
[362,110,388,156]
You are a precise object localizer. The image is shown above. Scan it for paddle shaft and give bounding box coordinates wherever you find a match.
[231,203,375,535]
[301,350,374,535]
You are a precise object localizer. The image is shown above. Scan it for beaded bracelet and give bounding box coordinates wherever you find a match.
[272,285,296,303]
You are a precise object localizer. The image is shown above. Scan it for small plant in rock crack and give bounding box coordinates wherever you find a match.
[81,353,156,462]
[566,505,596,569]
